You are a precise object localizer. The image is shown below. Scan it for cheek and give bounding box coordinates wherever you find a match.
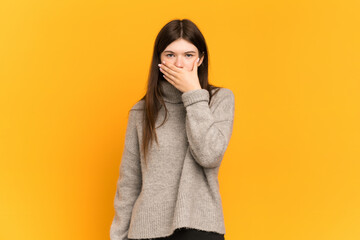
[186,62,194,71]
[160,53,168,62]
[160,55,170,64]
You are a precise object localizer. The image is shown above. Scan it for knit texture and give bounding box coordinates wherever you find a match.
[110,79,235,240]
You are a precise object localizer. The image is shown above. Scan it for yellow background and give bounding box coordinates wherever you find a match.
[1,0,359,239]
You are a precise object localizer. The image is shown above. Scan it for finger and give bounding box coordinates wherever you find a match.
[159,65,174,78]
[160,66,177,80]
[163,74,174,84]
[192,57,199,72]
[162,61,181,74]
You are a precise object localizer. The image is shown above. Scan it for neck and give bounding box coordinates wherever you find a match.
[159,79,183,104]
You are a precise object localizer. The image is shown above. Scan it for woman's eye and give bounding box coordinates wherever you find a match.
[165,54,193,57]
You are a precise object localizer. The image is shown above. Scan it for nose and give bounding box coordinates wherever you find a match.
[174,57,184,68]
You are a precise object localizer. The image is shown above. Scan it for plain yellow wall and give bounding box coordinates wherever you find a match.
[1,0,359,239]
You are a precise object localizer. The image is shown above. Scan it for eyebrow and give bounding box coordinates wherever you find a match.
[164,50,196,53]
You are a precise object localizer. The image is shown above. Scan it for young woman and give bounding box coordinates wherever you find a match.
[110,18,235,240]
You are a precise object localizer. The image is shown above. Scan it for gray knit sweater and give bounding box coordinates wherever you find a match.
[110,79,235,240]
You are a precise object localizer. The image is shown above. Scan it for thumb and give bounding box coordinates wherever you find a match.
[193,57,199,72]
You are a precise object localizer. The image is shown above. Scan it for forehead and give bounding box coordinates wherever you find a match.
[163,39,198,53]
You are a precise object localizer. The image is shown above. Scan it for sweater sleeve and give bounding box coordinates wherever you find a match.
[110,109,142,240]
[181,87,235,168]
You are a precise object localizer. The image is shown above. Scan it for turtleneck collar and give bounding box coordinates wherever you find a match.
[159,79,183,104]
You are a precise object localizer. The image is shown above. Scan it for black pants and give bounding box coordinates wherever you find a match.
[129,227,225,240]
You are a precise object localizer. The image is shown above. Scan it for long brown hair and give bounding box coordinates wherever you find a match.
[136,18,221,166]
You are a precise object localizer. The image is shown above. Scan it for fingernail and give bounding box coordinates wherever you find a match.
[197,58,199,63]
